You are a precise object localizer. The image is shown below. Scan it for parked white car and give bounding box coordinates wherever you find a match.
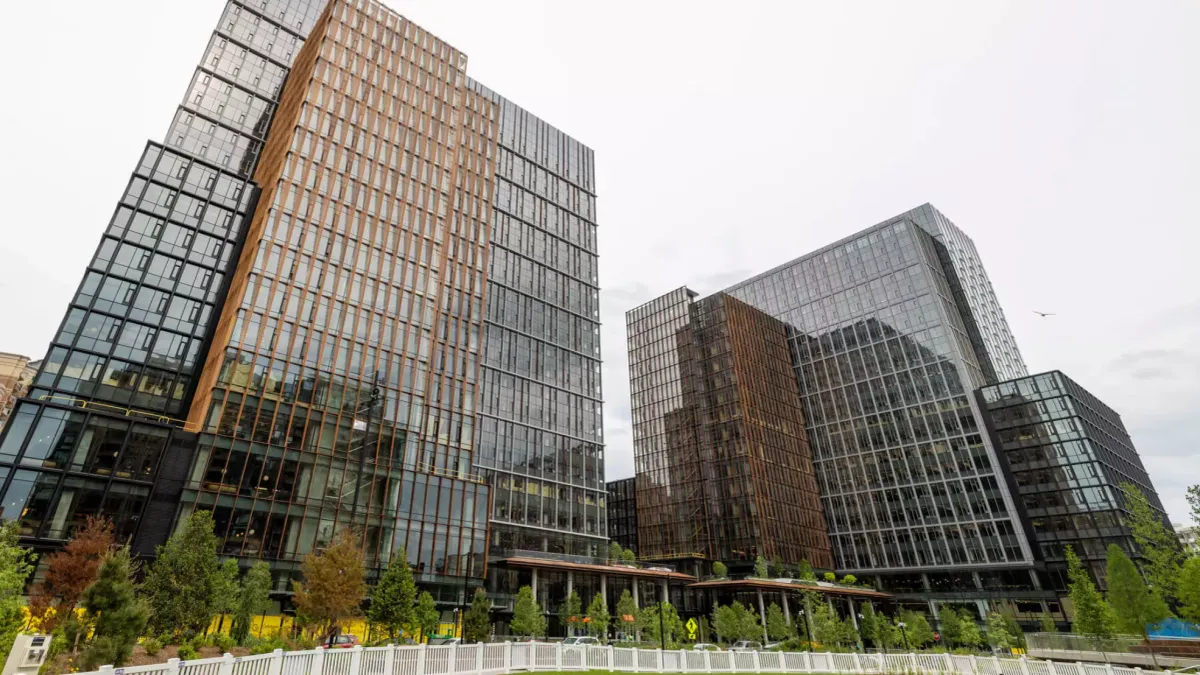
[692,643,721,651]
[562,636,600,646]
[729,640,762,652]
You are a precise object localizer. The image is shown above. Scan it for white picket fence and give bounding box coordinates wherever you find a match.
[90,643,1178,675]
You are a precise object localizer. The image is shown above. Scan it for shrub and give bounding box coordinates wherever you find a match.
[213,633,237,652]
[823,572,836,582]
[249,635,288,655]
[841,574,857,585]
[177,643,199,661]
[142,637,163,656]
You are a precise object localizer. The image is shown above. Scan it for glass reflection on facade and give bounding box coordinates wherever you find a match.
[607,477,637,553]
[722,205,1035,574]
[0,0,327,553]
[978,371,1169,589]
[470,81,607,565]
[628,289,832,567]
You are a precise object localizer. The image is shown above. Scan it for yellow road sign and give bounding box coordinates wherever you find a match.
[686,617,698,640]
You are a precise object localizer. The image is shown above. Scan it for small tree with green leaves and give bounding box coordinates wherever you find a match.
[511,586,546,639]
[859,603,880,648]
[615,589,638,639]
[586,592,610,640]
[810,601,842,647]
[712,604,735,645]
[753,556,768,578]
[1039,613,1059,633]
[143,510,221,637]
[899,610,935,648]
[798,560,816,581]
[369,552,416,640]
[987,612,1016,652]
[1180,556,1200,623]
[770,556,786,578]
[1066,546,1116,641]
[640,602,685,646]
[620,548,637,563]
[734,602,762,642]
[79,547,149,669]
[231,561,272,645]
[1122,482,1185,604]
[712,561,728,579]
[823,572,837,582]
[1106,545,1171,647]
[938,606,964,647]
[608,542,623,562]
[0,521,35,663]
[841,574,857,586]
[560,590,583,636]
[767,603,793,642]
[211,558,240,634]
[1188,485,1200,526]
[413,591,440,642]
[464,588,492,643]
[958,610,984,650]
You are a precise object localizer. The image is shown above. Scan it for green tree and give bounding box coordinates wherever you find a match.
[142,510,221,636]
[511,586,546,639]
[1106,544,1171,641]
[899,610,935,648]
[620,548,637,563]
[79,547,149,669]
[840,575,857,586]
[211,558,240,634]
[1066,546,1116,639]
[735,602,762,642]
[754,556,769,578]
[368,551,416,639]
[231,561,272,645]
[585,592,610,640]
[639,602,685,646]
[615,589,638,638]
[413,591,440,642]
[823,572,837,582]
[797,560,815,581]
[987,612,1016,652]
[608,541,623,562]
[958,610,984,650]
[1123,482,1186,604]
[938,606,964,647]
[877,616,902,650]
[810,601,842,647]
[0,521,35,663]
[560,590,583,636]
[998,613,1025,648]
[712,602,759,643]
[27,515,113,634]
[463,588,492,643]
[767,603,793,641]
[1187,485,1200,526]
[859,603,880,648]
[1039,613,1059,633]
[712,561,728,579]
[1179,556,1200,623]
[770,556,785,578]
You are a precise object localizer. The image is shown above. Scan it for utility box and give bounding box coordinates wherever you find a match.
[2,634,50,675]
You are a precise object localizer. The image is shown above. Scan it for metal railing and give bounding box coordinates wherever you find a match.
[1027,633,1148,654]
[84,641,1192,675]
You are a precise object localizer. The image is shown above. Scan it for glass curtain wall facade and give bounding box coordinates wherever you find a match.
[179,0,497,594]
[471,82,606,565]
[0,0,327,553]
[627,289,832,568]
[977,371,1169,589]
[606,477,637,553]
[722,205,1035,577]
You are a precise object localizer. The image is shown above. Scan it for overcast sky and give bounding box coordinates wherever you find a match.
[1,0,1197,524]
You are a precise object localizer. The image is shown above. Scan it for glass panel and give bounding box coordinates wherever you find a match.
[22,409,87,469]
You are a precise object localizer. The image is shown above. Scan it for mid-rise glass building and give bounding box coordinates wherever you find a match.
[977,370,1170,590]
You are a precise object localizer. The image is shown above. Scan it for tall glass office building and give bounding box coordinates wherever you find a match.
[722,204,1035,581]
[0,0,604,613]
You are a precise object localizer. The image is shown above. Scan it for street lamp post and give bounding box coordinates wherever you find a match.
[798,608,813,651]
[897,621,910,652]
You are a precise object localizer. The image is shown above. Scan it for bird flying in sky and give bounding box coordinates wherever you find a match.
[1033,311,1055,318]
